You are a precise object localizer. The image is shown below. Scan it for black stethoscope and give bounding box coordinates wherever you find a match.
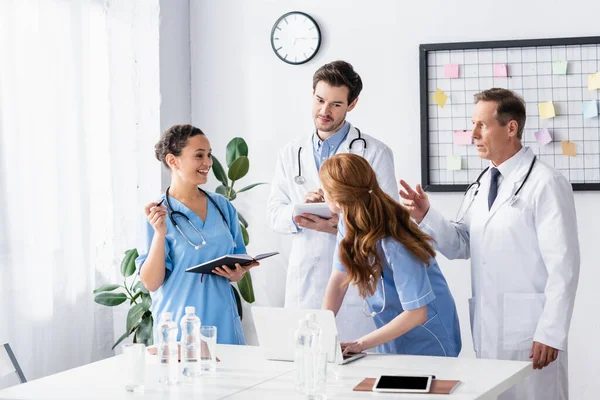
[455,156,537,223]
[294,128,367,185]
[164,186,236,250]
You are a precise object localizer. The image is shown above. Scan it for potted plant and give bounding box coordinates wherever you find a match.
[93,249,153,349]
[211,137,267,310]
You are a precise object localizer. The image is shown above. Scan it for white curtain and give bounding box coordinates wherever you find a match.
[0,0,117,381]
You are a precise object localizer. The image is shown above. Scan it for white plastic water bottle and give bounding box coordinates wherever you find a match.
[294,313,324,395]
[180,306,201,378]
[304,313,323,397]
[294,318,312,392]
[157,312,179,385]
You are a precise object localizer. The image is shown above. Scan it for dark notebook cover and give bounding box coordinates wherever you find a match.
[185,252,279,275]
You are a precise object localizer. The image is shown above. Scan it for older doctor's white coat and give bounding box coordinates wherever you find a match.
[419,147,579,400]
[267,124,398,342]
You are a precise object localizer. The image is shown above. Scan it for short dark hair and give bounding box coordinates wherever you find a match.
[312,60,363,105]
[474,88,526,140]
[155,124,205,168]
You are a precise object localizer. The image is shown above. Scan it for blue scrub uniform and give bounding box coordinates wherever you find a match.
[334,223,461,357]
[136,191,246,345]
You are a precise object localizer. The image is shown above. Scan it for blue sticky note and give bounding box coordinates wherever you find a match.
[582,100,598,119]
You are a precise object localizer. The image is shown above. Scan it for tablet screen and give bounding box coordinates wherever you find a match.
[374,375,430,390]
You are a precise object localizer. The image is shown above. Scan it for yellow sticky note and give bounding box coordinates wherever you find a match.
[589,72,600,90]
[433,88,448,108]
[447,155,462,170]
[539,101,556,120]
[562,141,576,157]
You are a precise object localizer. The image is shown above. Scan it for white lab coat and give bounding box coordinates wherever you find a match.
[419,147,579,400]
[267,124,399,342]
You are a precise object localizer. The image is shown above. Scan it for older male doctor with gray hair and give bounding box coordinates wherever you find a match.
[400,88,579,400]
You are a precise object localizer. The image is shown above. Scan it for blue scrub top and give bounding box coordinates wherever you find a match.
[334,222,461,357]
[136,191,247,345]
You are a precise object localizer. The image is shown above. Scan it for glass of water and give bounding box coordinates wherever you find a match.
[200,326,217,374]
[122,343,146,393]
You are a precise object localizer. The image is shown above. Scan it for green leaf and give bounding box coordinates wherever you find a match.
[226,138,248,167]
[93,284,121,294]
[130,291,143,304]
[94,292,128,306]
[240,223,249,246]
[135,315,154,346]
[133,281,149,294]
[126,303,147,333]
[111,331,131,350]
[212,156,229,187]
[237,212,248,228]
[238,273,255,304]
[141,292,152,310]
[237,182,268,194]
[216,184,230,198]
[120,249,139,278]
[228,156,250,181]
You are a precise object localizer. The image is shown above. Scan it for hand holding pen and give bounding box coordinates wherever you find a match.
[144,199,167,236]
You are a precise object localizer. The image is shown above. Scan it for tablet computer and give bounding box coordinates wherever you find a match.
[372,375,433,393]
[292,202,334,219]
[185,252,279,275]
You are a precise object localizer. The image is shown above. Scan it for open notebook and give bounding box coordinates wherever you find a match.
[185,252,279,275]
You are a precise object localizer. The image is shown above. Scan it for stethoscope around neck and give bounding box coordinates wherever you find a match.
[294,128,367,185]
[164,186,236,250]
[454,156,537,223]
[363,270,386,318]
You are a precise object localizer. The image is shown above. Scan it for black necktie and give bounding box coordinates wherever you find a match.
[488,167,501,210]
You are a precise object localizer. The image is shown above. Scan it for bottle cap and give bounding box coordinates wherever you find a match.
[185,306,195,315]
[306,312,316,322]
[162,311,172,320]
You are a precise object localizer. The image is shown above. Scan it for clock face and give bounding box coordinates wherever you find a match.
[270,11,321,65]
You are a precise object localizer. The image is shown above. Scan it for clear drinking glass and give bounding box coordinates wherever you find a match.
[122,343,146,393]
[199,326,217,374]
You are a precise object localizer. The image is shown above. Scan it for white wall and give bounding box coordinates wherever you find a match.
[159,0,191,189]
[189,1,600,398]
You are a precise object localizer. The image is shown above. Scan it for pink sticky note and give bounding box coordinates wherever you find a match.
[534,128,552,146]
[453,130,472,145]
[494,64,508,77]
[444,64,459,79]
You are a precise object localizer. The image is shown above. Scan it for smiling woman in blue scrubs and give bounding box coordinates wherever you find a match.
[136,124,258,344]
[320,154,461,357]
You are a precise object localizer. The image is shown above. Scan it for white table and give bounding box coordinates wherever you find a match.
[0,345,532,400]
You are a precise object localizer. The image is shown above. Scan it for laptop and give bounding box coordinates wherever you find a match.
[251,306,366,365]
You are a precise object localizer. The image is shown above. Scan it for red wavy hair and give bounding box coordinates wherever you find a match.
[319,153,435,298]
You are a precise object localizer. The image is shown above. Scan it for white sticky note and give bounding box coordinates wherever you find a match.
[582,100,598,119]
[447,155,462,171]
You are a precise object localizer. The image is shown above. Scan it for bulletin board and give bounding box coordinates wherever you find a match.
[419,36,600,192]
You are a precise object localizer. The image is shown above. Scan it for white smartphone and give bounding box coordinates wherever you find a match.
[372,375,433,393]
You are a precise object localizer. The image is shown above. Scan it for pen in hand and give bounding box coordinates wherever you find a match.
[151,199,164,209]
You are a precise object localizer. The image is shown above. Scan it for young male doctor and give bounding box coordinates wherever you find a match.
[400,88,579,400]
[267,60,398,341]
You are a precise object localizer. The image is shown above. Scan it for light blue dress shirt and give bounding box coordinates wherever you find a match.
[312,121,350,170]
[136,191,247,345]
[333,221,462,356]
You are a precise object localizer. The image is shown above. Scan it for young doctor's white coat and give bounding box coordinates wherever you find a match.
[419,147,579,400]
[267,124,399,341]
